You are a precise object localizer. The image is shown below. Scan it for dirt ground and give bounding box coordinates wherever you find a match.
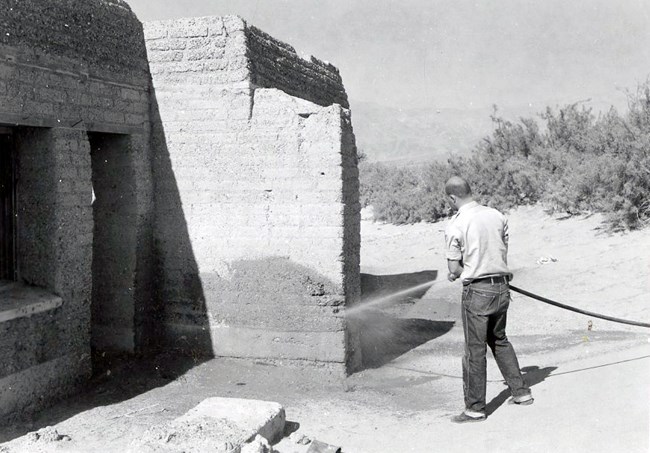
[1,205,649,453]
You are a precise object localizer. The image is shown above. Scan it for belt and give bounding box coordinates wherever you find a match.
[467,275,510,285]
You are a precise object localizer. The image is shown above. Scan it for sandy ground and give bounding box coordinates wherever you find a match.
[363,205,650,334]
[1,205,649,453]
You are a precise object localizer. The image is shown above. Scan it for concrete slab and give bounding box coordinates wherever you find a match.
[129,397,285,453]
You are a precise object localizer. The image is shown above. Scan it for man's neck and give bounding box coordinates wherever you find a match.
[456,197,475,210]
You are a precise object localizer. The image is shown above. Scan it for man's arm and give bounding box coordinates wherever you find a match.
[447,259,463,282]
[445,223,464,282]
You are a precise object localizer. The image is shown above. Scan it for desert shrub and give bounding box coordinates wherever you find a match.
[417,162,456,220]
[366,165,427,223]
[541,94,650,229]
[453,114,548,211]
[359,83,650,229]
[359,160,455,223]
[358,160,389,208]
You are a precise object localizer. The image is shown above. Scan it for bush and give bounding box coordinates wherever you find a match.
[359,162,451,223]
[359,83,650,230]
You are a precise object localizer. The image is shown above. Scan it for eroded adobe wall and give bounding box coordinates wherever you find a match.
[144,16,361,374]
[0,0,149,131]
[246,26,349,109]
[0,0,152,420]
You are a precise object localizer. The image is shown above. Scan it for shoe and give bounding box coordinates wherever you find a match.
[508,394,534,405]
[451,411,487,423]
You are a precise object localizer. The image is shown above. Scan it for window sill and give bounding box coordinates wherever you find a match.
[0,281,63,322]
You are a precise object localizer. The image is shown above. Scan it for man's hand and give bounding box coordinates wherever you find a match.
[447,259,463,282]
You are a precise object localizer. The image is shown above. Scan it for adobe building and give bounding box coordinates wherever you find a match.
[0,0,361,420]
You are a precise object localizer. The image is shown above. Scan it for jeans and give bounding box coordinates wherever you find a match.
[461,281,530,413]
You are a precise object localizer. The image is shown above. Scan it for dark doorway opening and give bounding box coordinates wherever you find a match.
[0,128,16,282]
[89,132,138,373]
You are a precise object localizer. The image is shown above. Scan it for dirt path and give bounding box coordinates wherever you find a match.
[1,206,649,453]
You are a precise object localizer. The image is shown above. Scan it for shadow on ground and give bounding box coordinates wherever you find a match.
[360,270,438,303]
[353,312,455,369]
[0,353,204,443]
[486,365,557,415]
[351,270,454,370]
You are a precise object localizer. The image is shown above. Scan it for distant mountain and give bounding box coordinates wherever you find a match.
[350,101,512,164]
[349,100,619,164]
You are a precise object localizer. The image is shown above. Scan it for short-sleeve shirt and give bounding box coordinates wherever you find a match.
[444,201,511,283]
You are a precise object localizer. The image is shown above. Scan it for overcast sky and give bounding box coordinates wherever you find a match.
[127,0,650,116]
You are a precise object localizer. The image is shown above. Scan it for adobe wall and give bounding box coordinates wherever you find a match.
[0,0,153,420]
[0,3,362,420]
[144,16,362,374]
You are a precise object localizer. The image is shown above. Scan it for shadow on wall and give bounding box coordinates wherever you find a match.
[148,91,214,360]
[350,270,454,370]
[0,89,216,443]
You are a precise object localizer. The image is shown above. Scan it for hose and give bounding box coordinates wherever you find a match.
[509,284,650,329]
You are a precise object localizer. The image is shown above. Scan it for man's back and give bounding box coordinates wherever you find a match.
[445,201,510,283]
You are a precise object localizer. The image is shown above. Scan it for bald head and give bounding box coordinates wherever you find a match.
[445,176,472,198]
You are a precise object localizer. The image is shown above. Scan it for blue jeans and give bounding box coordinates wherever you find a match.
[461,281,530,413]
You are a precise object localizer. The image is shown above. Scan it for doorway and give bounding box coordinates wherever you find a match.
[89,132,138,363]
[0,128,16,282]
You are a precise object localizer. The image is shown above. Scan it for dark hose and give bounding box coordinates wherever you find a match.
[509,284,650,329]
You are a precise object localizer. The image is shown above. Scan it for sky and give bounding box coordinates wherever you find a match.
[126,0,650,117]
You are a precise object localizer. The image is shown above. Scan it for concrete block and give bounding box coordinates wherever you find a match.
[182,398,285,443]
[187,37,227,50]
[143,24,169,40]
[222,15,247,35]
[208,24,226,37]
[209,326,347,362]
[131,397,285,453]
[307,440,342,453]
[149,50,184,63]
[147,38,188,51]
[202,301,346,332]
[185,48,226,61]
[169,25,209,39]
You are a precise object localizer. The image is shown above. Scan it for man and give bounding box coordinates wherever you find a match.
[444,176,532,423]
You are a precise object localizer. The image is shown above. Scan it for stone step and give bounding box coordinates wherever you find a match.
[130,397,285,453]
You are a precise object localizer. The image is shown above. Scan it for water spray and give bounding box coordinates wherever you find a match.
[345,279,438,316]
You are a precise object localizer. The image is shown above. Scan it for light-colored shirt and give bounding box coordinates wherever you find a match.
[444,201,511,283]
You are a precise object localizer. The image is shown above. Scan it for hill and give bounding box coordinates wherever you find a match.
[350,99,619,165]
[350,101,529,164]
